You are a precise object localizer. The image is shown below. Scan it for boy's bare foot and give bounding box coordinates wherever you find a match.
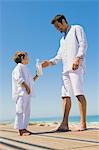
[18,129,32,136]
[23,129,32,134]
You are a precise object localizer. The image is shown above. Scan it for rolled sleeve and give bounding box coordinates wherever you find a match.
[49,47,62,65]
[75,26,88,59]
[13,66,25,85]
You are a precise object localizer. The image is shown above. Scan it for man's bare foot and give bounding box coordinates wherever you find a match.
[76,123,87,131]
[56,123,70,132]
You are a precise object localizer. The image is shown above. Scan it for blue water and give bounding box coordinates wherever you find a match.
[30,115,99,123]
[0,115,99,124]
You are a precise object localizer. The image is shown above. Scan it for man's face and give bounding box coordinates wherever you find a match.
[54,20,67,33]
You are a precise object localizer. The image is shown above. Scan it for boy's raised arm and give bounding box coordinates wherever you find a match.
[33,74,38,81]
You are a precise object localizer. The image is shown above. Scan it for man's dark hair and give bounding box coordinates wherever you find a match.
[51,15,68,24]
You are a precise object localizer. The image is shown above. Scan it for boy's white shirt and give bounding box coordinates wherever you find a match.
[50,25,88,74]
[12,63,35,101]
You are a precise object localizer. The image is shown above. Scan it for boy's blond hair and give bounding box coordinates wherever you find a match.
[13,51,28,64]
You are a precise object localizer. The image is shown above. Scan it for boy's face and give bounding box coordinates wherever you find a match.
[21,54,29,64]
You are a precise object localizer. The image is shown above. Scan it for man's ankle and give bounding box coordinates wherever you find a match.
[80,122,86,127]
[61,121,68,127]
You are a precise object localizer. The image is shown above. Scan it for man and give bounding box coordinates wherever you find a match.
[42,14,88,131]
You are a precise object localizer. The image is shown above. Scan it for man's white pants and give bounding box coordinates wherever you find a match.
[61,67,84,97]
[14,94,31,129]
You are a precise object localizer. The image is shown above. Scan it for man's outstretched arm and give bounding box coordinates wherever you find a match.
[41,61,52,68]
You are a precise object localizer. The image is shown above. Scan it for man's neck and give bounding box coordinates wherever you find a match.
[65,24,70,32]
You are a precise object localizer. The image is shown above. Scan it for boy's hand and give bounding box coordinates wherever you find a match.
[41,61,51,68]
[33,74,38,81]
[21,82,31,95]
[26,86,31,95]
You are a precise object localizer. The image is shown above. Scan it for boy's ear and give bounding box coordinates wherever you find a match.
[21,54,25,60]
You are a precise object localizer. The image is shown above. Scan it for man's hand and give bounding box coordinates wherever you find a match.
[72,57,81,70]
[41,61,51,68]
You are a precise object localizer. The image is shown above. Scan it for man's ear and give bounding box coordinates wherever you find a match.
[62,19,66,24]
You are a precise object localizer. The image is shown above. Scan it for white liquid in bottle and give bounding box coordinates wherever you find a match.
[36,59,43,76]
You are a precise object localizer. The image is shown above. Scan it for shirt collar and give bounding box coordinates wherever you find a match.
[64,25,71,39]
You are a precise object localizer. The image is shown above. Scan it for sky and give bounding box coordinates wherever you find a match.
[0,0,99,121]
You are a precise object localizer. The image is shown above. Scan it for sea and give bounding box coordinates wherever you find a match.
[0,115,99,124]
[30,115,99,124]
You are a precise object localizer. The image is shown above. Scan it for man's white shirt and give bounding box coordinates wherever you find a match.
[50,25,88,74]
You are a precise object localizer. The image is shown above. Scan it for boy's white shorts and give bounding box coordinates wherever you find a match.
[61,67,85,97]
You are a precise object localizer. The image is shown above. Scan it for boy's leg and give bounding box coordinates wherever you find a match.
[14,96,31,135]
[14,99,27,135]
[22,96,31,129]
[14,113,23,129]
[14,97,24,130]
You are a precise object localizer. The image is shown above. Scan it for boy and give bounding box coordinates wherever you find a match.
[12,51,38,136]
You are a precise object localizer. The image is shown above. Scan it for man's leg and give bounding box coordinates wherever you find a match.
[58,96,71,130]
[69,67,87,130]
[57,73,72,131]
[76,95,87,129]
